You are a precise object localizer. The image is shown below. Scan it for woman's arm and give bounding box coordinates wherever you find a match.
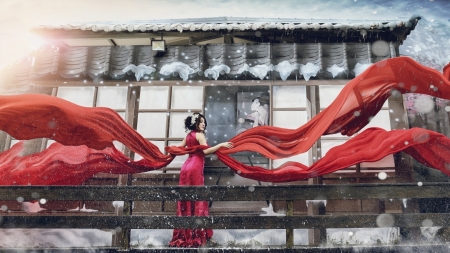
[196,132,233,155]
[179,136,187,147]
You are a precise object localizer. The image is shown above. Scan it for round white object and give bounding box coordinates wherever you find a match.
[413,96,435,114]
[371,40,390,57]
[378,172,388,180]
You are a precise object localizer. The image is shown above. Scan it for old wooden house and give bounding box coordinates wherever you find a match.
[2,15,439,246]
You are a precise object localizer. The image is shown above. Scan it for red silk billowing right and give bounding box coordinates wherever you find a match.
[1,56,450,185]
[221,57,450,159]
[215,127,450,182]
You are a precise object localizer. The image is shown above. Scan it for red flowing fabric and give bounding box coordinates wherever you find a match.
[221,57,450,159]
[0,56,450,185]
[0,94,172,162]
[0,142,164,185]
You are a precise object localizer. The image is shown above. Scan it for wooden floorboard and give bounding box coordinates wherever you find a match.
[0,244,449,253]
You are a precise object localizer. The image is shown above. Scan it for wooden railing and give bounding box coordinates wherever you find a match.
[1,183,450,252]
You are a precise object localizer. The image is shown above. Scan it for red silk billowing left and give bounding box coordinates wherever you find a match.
[1,56,450,185]
[0,94,172,163]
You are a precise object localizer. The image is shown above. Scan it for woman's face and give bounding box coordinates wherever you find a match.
[197,117,206,132]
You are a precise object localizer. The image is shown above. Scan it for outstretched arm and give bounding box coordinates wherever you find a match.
[179,136,187,147]
[196,132,233,155]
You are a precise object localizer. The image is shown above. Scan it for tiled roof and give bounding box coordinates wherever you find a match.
[2,42,396,89]
[35,16,421,33]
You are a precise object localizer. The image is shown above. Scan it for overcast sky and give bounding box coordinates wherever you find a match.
[0,0,449,70]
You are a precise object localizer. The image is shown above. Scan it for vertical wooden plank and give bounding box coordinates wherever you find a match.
[286,200,294,249]
[163,86,173,174]
[388,42,420,241]
[112,85,141,250]
[162,86,173,209]
[269,84,273,171]
[0,131,7,152]
[387,42,414,183]
[307,200,327,243]
[306,85,321,165]
[355,163,361,184]
[306,85,325,245]
[400,198,421,242]
[387,85,413,182]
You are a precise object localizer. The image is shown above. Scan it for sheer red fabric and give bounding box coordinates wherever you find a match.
[169,131,212,247]
[0,57,450,185]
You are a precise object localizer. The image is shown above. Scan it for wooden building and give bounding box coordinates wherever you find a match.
[0,15,429,245]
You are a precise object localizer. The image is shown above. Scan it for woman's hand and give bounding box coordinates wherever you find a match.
[220,142,233,149]
[203,141,233,155]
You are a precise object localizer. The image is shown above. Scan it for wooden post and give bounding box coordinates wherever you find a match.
[307,199,327,245]
[306,85,325,245]
[286,200,294,249]
[387,46,420,242]
[0,131,8,151]
[112,86,141,250]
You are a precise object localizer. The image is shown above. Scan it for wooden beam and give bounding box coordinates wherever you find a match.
[33,29,395,42]
[2,213,450,229]
[0,245,448,253]
[2,183,450,201]
[33,30,216,39]
[166,35,226,46]
[32,79,351,87]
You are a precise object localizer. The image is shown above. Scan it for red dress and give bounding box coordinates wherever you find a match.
[169,131,213,247]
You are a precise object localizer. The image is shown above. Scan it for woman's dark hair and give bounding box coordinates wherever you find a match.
[184,113,207,132]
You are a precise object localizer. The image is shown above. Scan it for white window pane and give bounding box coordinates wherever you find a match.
[134,141,165,161]
[171,86,203,109]
[319,85,389,110]
[360,110,391,131]
[10,139,20,148]
[273,111,307,129]
[273,152,310,167]
[319,85,344,109]
[57,87,95,107]
[169,112,191,138]
[167,141,188,168]
[361,155,395,168]
[321,139,394,168]
[321,139,347,157]
[46,139,55,148]
[140,86,169,109]
[117,112,126,121]
[273,86,306,108]
[96,87,128,109]
[113,140,125,152]
[137,113,167,138]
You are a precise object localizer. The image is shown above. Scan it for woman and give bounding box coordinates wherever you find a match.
[169,113,233,248]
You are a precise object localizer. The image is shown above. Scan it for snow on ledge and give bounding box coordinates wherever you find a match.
[273,61,299,81]
[238,63,273,80]
[299,63,321,81]
[159,62,195,81]
[327,64,346,78]
[354,62,373,76]
[204,64,231,80]
[123,64,156,81]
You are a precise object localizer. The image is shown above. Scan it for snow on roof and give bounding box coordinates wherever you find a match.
[35,16,421,33]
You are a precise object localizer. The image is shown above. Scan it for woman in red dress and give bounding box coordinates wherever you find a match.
[169,113,233,248]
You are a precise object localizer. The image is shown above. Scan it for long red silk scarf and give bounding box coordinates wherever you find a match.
[0,56,450,185]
